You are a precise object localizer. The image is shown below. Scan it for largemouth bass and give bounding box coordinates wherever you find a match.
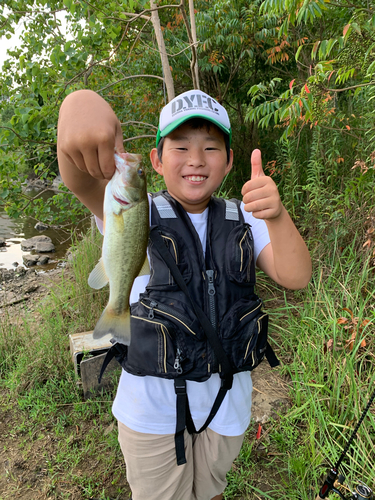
[88,152,149,345]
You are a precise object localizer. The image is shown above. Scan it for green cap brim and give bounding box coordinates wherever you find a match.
[156,113,232,146]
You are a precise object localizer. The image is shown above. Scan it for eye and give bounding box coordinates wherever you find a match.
[137,168,144,176]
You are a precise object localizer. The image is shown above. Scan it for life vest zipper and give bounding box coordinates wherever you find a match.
[206,270,216,329]
[174,348,183,374]
[206,269,218,373]
[142,299,197,336]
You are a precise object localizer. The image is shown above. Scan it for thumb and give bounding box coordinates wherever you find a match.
[115,121,125,154]
[251,149,265,179]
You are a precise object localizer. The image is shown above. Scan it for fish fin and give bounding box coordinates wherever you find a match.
[138,255,150,277]
[92,307,131,345]
[88,258,109,289]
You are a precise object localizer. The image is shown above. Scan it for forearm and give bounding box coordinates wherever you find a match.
[263,206,312,289]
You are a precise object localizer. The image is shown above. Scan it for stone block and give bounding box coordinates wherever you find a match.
[69,330,120,399]
[80,352,120,400]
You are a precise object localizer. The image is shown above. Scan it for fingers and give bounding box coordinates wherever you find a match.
[241,149,265,197]
[242,177,279,217]
[250,149,265,179]
[242,149,282,219]
[57,90,122,180]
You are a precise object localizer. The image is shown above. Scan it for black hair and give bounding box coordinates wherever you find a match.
[157,118,231,164]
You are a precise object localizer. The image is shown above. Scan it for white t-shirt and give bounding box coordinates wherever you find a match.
[96,196,270,436]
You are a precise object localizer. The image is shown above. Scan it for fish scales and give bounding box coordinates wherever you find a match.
[88,152,149,345]
[103,200,149,314]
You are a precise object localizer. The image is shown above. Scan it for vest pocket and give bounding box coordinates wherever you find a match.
[220,297,268,371]
[125,300,200,379]
[140,296,202,339]
[147,226,192,290]
[126,316,175,375]
[225,224,255,285]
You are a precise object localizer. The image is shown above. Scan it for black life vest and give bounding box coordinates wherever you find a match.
[99,191,279,465]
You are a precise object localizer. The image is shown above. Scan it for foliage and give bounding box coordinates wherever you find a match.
[246,0,375,137]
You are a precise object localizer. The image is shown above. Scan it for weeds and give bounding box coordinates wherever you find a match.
[1,219,374,498]
[229,241,374,498]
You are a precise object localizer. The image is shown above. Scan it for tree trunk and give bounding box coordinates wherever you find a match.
[149,0,175,102]
[180,0,199,90]
[188,0,199,89]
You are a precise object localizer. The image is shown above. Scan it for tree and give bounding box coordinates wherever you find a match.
[0,0,204,224]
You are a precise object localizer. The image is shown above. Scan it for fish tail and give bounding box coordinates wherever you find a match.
[92,307,131,345]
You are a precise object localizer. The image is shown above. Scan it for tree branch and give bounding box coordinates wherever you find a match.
[121,121,158,130]
[122,17,151,67]
[222,49,246,101]
[324,81,375,93]
[123,134,156,142]
[0,127,55,146]
[139,37,199,58]
[97,74,164,93]
[319,125,363,140]
[327,1,373,13]
[180,0,199,89]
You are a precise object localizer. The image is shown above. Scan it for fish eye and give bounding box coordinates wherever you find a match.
[137,168,144,176]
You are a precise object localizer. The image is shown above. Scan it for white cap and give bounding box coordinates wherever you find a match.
[156,90,231,145]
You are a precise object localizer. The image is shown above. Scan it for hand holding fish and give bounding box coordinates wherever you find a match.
[58,89,124,180]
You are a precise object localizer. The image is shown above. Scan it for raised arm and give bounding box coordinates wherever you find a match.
[241,149,312,290]
[57,89,124,219]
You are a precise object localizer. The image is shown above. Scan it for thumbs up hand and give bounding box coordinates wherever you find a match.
[241,149,282,220]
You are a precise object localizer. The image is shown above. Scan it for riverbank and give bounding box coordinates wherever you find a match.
[0,175,89,271]
[0,265,68,311]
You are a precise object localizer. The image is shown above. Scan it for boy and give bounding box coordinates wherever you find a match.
[57,89,311,500]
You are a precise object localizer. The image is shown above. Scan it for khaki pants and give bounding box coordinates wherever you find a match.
[118,421,245,500]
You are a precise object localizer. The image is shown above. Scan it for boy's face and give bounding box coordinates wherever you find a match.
[150,122,233,213]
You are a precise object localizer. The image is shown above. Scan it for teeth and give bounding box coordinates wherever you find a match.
[185,176,206,181]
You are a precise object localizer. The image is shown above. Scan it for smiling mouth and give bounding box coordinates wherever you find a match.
[183,175,207,182]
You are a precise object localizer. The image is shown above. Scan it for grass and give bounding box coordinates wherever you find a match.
[0,225,374,499]
[224,237,375,499]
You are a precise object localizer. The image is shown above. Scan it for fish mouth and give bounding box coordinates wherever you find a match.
[113,195,130,207]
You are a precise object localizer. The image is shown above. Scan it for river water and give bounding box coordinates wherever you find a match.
[0,189,89,270]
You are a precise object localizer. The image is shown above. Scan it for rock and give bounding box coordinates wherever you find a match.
[52,175,63,190]
[15,267,26,275]
[12,262,19,267]
[25,179,50,191]
[34,222,49,231]
[35,242,55,253]
[21,236,53,251]
[0,238,5,247]
[24,283,38,294]
[0,269,14,282]
[22,254,40,267]
[37,255,50,265]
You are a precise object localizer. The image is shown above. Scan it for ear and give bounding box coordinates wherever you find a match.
[225,149,234,175]
[150,148,164,176]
